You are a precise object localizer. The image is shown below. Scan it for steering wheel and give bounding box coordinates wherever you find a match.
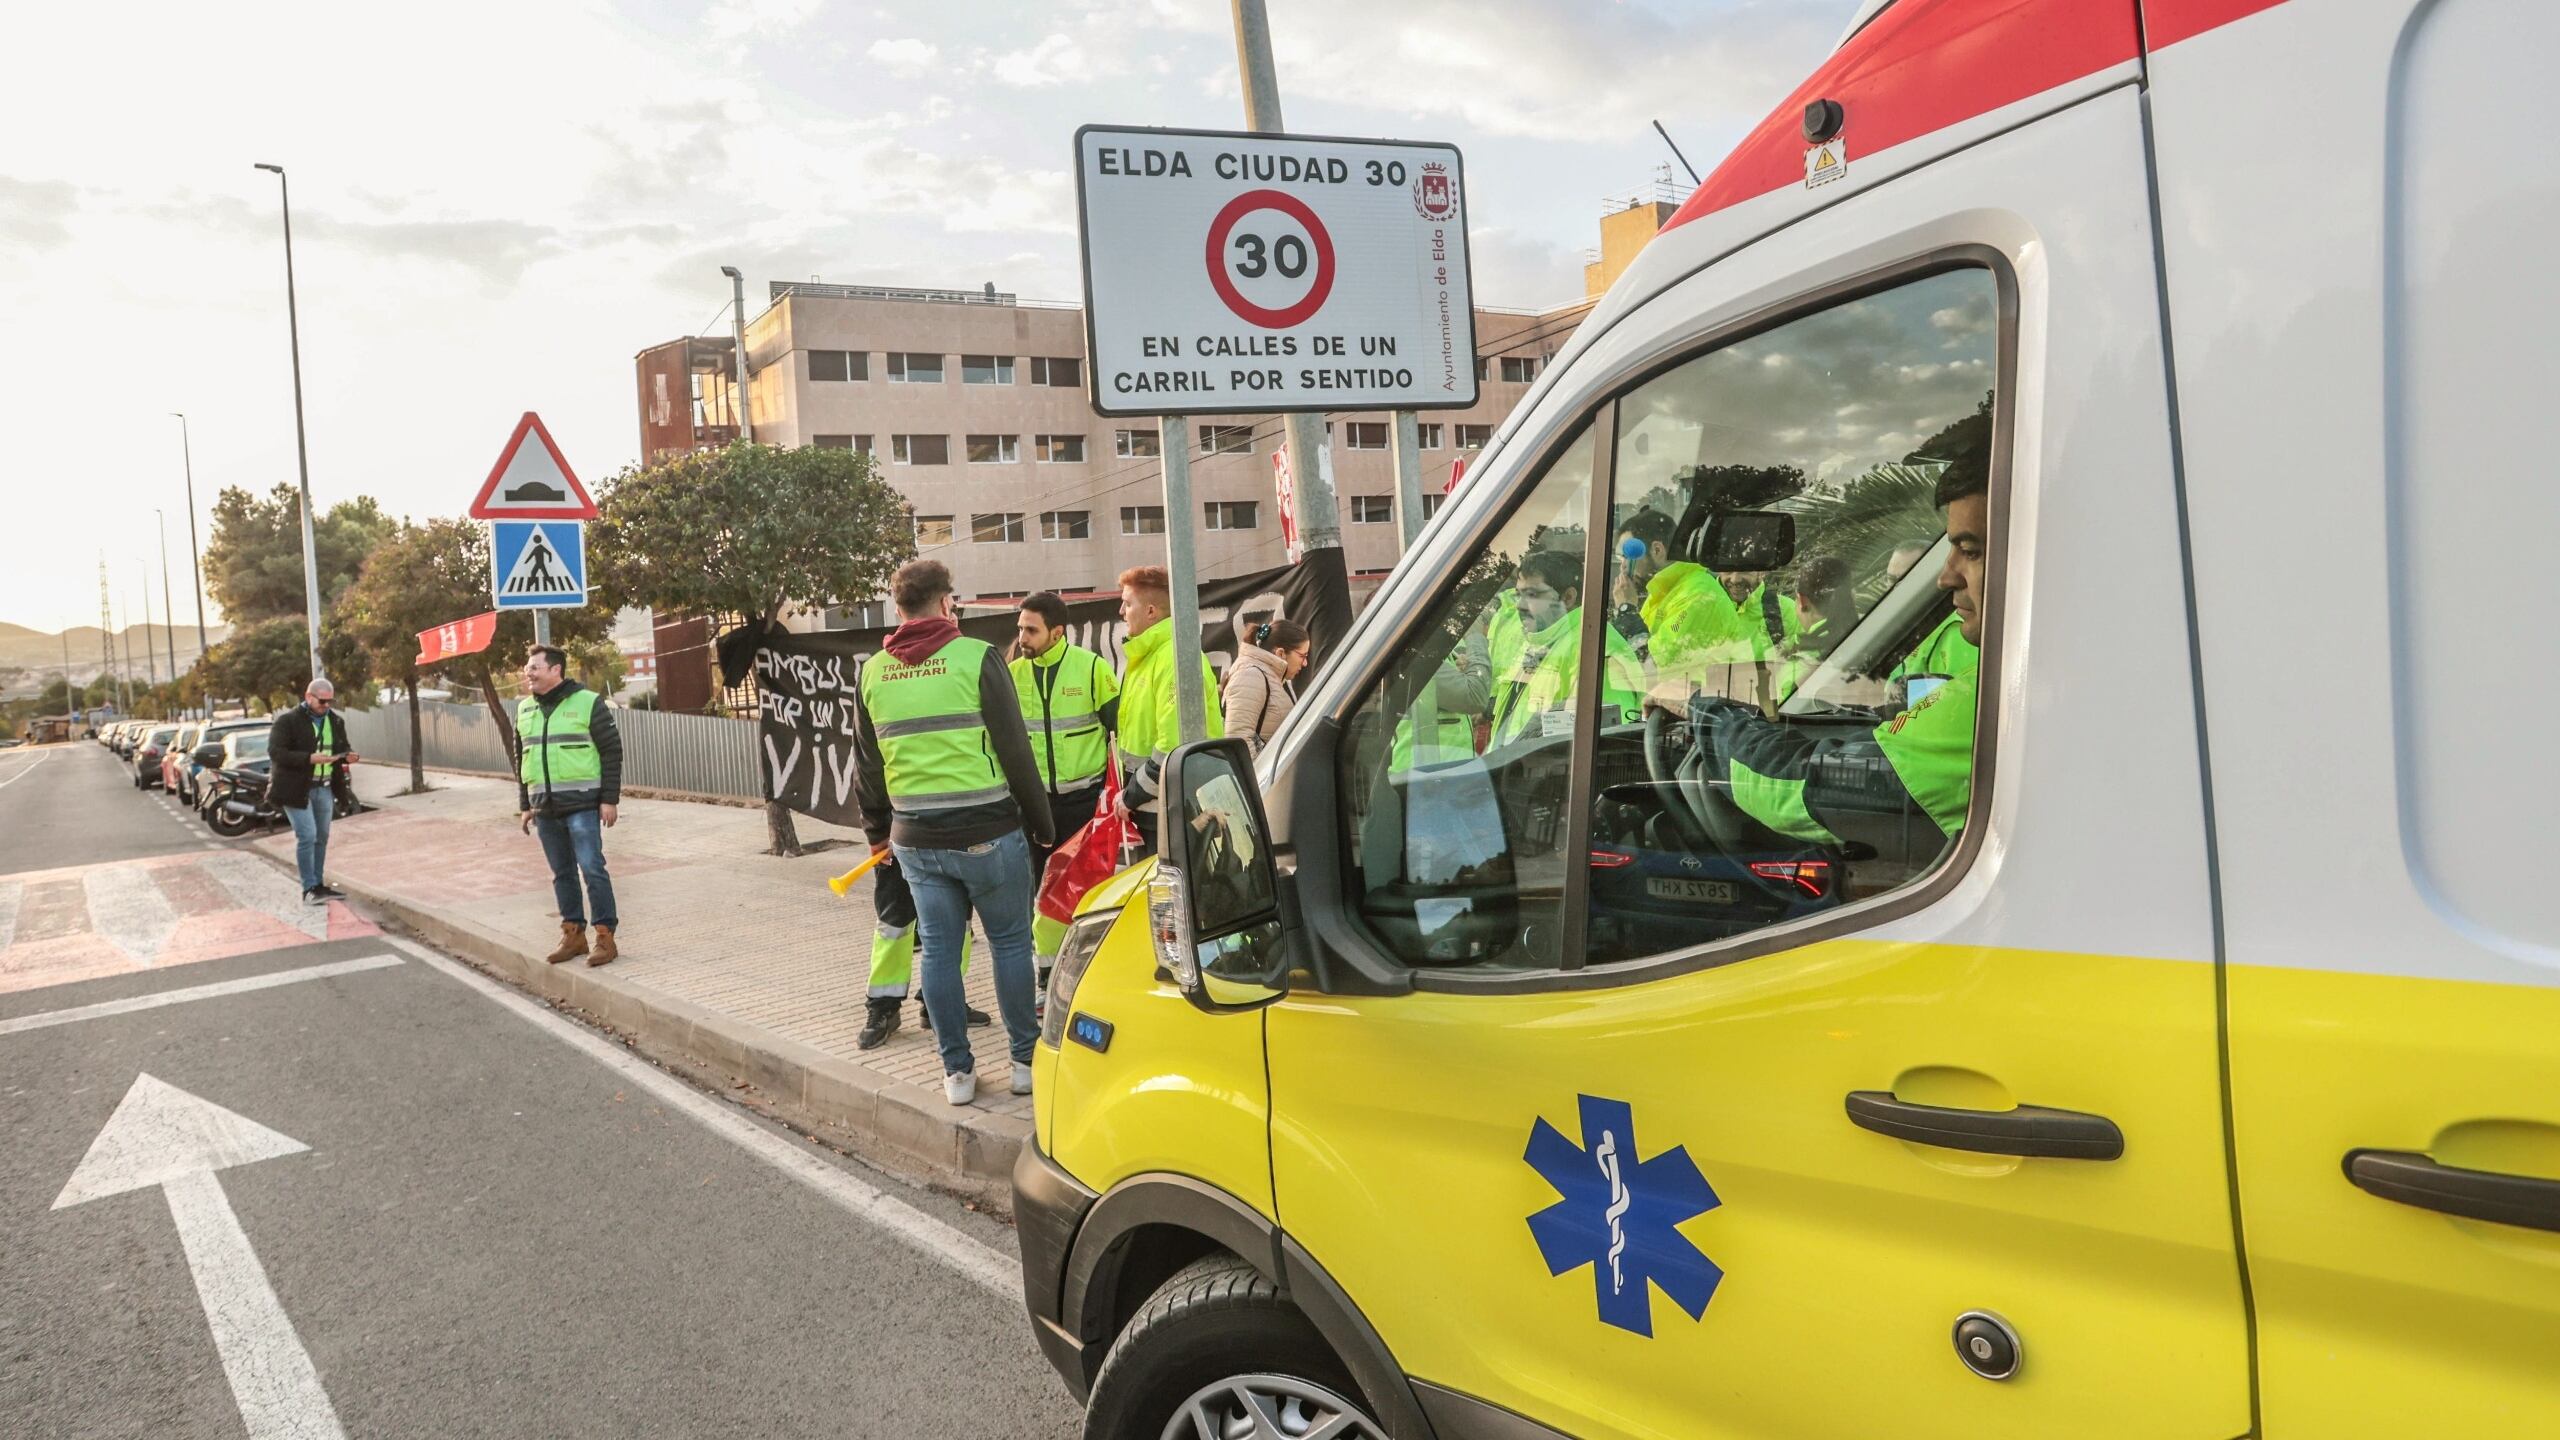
[1643,706,1714,851]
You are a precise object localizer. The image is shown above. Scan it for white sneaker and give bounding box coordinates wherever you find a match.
[1011,1061,1035,1096]
[943,1071,978,1106]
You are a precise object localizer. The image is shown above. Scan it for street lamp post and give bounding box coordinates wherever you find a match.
[171,414,209,661]
[253,162,327,682]
[719,265,753,443]
[155,509,178,705]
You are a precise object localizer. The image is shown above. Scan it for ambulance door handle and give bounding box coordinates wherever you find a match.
[2344,1149,2560,1233]
[1844,1092,2124,1160]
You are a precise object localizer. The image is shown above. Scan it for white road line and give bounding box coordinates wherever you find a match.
[0,751,51,789]
[202,853,326,940]
[84,864,179,965]
[382,934,1018,1297]
[0,878,18,953]
[0,955,404,1036]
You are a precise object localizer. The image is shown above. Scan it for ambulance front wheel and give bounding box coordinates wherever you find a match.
[1084,1254,1388,1440]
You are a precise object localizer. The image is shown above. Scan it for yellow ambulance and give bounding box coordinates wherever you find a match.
[1016,0,2560,1435]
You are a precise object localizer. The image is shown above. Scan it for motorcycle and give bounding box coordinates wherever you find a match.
[202,760,281,839]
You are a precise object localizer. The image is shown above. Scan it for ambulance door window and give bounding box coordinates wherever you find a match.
[1336,423,1598,971]
[1587,266,2000,965]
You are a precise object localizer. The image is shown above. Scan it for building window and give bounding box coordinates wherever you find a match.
[855,434,874,455]
[1030,356,1083,387]
[892,434,949,465]
[1121,505,1166,535]
[1475,357,1490,382]
[1351,495,1394,524]
[808,350,868,382]
[1421,492,1447,518]
[1199,424,1256,455]
[1501,355,1539,384]
[887,352,945,383]
[961,354,1015,385]
[972,512,1026,543]
[913,514,954,546]
[813,435,854,450]
[1456,424,1492,450]
[967,434,1020,464]
[1345,422,1389,450]
[1040,510,1091,541]
[1418,423,1445,448]
[1115,428,1162,458]
[1036,433,1087,463]
[1204,500,1259,530]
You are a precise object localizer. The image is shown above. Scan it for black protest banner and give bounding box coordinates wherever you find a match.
[736,559,1340,828]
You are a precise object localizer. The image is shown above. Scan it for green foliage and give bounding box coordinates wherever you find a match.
[1783,462,1950,601]
[588,442,916,626]
[204,485,396,625]
[197,616,316,710]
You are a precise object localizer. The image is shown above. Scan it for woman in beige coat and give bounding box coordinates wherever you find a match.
[1221,618,1311,757]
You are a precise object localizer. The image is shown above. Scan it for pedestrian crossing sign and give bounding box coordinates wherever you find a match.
[491,520,587,609]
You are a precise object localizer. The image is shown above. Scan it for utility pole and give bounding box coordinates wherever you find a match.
[1229,0,1348,608]
[140,563,160,696]
[172,413,209,659]
[98,560,117,715]
[253,163,328,682]
[1159,417,1209,744]
[719,266,754,443]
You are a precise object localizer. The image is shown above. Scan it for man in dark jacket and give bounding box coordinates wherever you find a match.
[269,678,358,905]
[513,645,625,966]
[853,560,1054,1106]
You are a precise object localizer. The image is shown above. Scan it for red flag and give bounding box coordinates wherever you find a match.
[416,611,500,667]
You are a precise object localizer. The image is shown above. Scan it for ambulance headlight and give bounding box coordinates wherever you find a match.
[1040,908,1119,1050]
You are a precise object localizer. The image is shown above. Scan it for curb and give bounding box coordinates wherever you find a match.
[318,870,1030,1214]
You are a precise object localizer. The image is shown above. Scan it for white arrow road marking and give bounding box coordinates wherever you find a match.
[0,954,401,1037]
[83,863,179,964]
[54,1074,346,1440]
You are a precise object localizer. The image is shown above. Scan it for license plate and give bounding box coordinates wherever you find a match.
[1646,876,1738,904]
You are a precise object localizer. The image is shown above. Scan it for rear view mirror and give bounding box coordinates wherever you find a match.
[1149,737,1288,1012]
[1701,511,1795,573]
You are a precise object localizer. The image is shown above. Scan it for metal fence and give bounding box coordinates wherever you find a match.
[341,699,763,801]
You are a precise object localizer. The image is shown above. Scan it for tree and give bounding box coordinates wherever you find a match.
[203,485,396,627]
[565,636,627,698]
[338,518,604,793]
[589,442,915,855]
[198,617,314,711]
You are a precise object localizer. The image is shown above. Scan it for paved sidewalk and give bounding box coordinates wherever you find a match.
[254,766,1038,1200]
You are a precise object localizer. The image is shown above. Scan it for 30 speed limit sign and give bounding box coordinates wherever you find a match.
[1074,125,1476,416]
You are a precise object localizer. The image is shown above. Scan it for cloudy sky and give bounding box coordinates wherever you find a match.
[0,0,1843,635]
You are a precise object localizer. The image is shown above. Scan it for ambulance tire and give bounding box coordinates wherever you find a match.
[1084,1253,1386,1440]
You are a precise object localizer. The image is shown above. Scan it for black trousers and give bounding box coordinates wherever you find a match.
[1030,781,1107,885]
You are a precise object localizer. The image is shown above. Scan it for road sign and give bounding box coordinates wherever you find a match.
[491,521,586,609]
[1074,125,1477,417]
[469,412,597,519]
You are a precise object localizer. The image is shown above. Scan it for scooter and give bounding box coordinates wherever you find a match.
[202,761,281,839]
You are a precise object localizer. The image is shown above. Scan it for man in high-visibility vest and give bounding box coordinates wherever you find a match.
[1012,591,1119,971]
[1700,458,1988,850]
[514,644,624,967]
[1111,564,1221,862]
[852,560,1053,1107]
[1489,549,1645,746]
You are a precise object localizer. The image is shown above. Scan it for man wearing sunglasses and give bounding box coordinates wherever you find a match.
[268,677,358,906]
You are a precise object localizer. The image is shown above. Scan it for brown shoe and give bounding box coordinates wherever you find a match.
[587,924,618,967]
[545,922,588,965]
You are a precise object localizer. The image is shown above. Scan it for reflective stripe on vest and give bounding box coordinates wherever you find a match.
[862,637,1005,812]
[1011,645,1109,791]
[516,688,602,799]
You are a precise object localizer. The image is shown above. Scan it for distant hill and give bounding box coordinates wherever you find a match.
[0,622,231,680]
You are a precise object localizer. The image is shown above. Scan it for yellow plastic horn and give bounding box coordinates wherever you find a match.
[827,848,888,897]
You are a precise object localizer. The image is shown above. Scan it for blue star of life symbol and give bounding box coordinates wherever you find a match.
[1524,1094,1723,1337]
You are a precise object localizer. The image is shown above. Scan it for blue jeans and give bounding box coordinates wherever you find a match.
[534,808,617,929]
[894,830,1039,1075]
[284,796,333,892]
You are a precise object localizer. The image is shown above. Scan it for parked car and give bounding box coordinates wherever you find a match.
[158,724,203,794]
[200,731,280,839]
[173,717,269,808]
[130,725,180,789]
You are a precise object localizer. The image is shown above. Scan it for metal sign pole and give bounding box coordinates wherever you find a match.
[1391,409,1427,551]
[1158,414,1209,745]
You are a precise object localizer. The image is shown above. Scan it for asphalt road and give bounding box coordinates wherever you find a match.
[0,743,1081,1439]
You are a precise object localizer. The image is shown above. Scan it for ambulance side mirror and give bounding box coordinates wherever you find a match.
[1149,737,1289,1013]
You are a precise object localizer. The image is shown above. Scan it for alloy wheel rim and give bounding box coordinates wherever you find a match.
[1158,1373,1384,1440]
